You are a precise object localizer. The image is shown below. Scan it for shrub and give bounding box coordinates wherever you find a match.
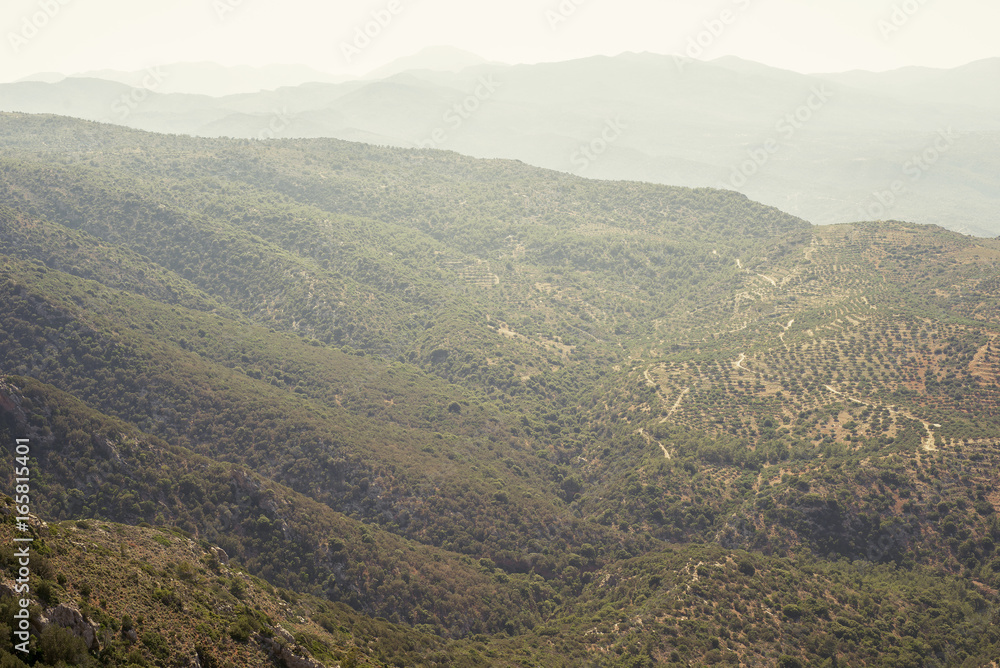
[141,630,169,659]
[35,580,58,606]
[782,604,803,619]
[228,616,255,642]
[195,643,223,668]
[39,624,93,665]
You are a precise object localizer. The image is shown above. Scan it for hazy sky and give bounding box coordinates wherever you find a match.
[2,0,998,81]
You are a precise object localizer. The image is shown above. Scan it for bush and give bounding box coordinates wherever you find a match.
[228,616,255,642]
[782,604,803,619]
[152,587,180,609]
[35,579,58,606]
[121,613,134,633]
[39,624,93,665]
[229,578,246,599]
[176,561,196,580]
[141,631,170,659]
[195,643,223,668]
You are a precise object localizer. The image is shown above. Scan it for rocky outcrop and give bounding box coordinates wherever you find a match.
[256,626,328,668]
[210,546,230,565]
[45,603,101,652]
[0,387,19,414]
[0,580,19,600]
[0,380,26,423]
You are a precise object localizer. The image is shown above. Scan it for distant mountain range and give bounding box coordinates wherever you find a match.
[2,51,998,236]
[17,62,348,96]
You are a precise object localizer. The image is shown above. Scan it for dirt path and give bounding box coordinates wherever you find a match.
[734,353,748,371]
[805,237,820,261]
[659,387,689,423]
[779,319,795,345]
[665,387,691,419]
[757,274,777,287]
[970,335,998,383]
[636,427,672,460]
[824,385,939,452]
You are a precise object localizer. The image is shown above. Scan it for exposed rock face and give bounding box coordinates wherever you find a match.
[274,625,296,643]
[256,630,328,668]
[0,580,19,600]
[0,381,23,416]
[46,603,101,652]
[211,546,230,565]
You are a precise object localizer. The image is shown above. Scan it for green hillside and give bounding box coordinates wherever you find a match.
[1,113,999,666]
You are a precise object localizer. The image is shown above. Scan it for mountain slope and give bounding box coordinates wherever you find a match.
[0,113,999,666]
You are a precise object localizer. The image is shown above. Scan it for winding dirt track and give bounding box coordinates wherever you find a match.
[824,385,939,452]
[636,427,672,460]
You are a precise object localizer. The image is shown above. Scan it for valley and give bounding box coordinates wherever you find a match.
[0,113,998,667]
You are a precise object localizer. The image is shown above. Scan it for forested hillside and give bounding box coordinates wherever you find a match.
[4,55,1000,236]
[1,113,999,667]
